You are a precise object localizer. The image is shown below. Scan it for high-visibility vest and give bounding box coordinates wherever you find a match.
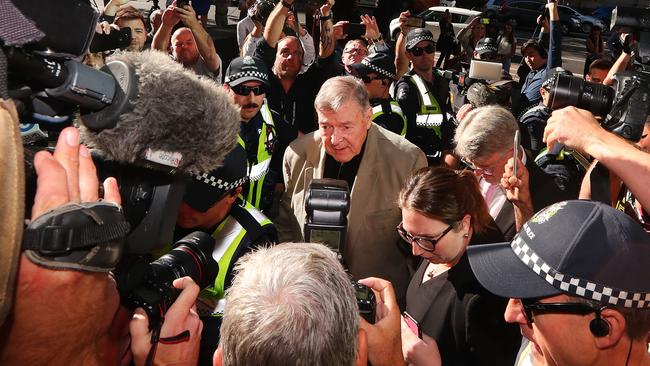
[239,101,276,209]
[371,100,407,136]
[198,200,274,316]
[408,74,445,138]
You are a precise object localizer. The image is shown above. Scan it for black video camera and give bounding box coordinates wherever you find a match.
[9,0,189,255]
[304,179,350,262]
[548,6,650,142]
[115,231,218,331]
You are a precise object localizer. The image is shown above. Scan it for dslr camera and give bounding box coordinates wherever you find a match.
[548,6,650,142]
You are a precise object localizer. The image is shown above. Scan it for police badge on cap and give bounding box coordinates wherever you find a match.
[224,56,270,87]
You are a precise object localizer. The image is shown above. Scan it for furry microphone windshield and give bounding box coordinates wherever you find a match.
[80,50,240,175]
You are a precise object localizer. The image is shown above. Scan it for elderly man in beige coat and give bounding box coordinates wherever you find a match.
[276,76,427,303]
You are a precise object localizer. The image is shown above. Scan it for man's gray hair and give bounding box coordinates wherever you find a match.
[219,242,360,366]
[314,75,370,112]
[454,105,518,161]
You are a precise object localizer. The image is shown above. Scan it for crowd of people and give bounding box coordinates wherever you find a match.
[1,0,650,365]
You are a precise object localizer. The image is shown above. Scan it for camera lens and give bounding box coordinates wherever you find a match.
[550,74,615,116]
[150,231,218,289]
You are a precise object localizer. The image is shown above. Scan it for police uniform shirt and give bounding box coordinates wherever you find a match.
[254,38,337,134]
[395,70,455,166]
[370,98,407,136]
[239,109,298,211]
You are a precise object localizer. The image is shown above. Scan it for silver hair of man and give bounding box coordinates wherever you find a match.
[314,75,371,113]
[454,105,518,161]
[219,242,360,366]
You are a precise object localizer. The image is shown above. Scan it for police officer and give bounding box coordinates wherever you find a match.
[395,28,454,166]
[174,143,278,364]
[349,52,407,136]
[223,55,297,216]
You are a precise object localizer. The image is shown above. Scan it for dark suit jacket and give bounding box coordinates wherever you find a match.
[405,225,520,366]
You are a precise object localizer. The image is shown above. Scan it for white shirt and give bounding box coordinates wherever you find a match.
[480,145,526,219]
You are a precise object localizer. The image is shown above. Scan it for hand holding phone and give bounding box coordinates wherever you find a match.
[403,311,422,339]
[405,15,425,28]
[343,23,367,39]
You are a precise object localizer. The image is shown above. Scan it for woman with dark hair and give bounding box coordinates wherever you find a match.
[497,21,517,75]
[398,167,520,366]
[584,26,604,77]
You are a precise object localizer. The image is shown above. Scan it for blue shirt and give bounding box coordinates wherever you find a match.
[514,20,562,116]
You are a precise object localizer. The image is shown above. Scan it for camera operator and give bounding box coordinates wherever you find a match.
[544,107,650,218]
[513,1,562,117]
[153,0,222,82]
[113,5,148,52]
[173,143,278,363]
[253,0,338,134]
[0,124,202,365]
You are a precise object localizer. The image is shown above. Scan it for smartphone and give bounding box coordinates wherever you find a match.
[481,17,490,25]
[176,0,190,7]
[343,23,366,39]
[403,312,422,338]
[406,15,425,28]
[89,27,132,53]
[513,130,520,178]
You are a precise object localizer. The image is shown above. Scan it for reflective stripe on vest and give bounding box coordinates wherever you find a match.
[201,200,273,306]
[371,101,407,136]
[242,101,275,208]
[409,74,445,137]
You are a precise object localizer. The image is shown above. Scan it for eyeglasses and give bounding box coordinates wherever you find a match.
[344,48,368,56]
[409,44,435,57]
[520,298,605,324]
[461,159,495,177]
[230,84,266,96]
[396,222,454,252]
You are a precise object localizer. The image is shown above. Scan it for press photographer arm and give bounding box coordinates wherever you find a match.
[544,106,650,209]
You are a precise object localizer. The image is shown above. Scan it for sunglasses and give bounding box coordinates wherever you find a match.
[409,44,435,57]
[359,75,383,84]
[230,84,266,96]
[520,298,604,324]
[396,222,454,252]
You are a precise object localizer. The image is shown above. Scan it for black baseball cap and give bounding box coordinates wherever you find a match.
[184,144,248,212]
[224,55,270,87]
[405,28,435,50]
[349,52,397,80]
[468,200,650,308]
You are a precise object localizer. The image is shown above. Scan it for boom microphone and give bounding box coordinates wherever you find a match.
[80,50,241,175]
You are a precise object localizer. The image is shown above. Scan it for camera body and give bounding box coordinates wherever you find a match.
[353,282,376,324]
[115,231,219,330]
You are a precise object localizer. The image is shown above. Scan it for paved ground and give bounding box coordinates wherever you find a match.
[127,1,594,80]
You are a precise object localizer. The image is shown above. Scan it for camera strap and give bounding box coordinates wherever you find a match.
[22,202,130,272]
[145,319,191,366]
